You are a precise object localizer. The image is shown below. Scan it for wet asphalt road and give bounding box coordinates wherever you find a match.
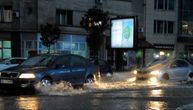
[0,73,193,110]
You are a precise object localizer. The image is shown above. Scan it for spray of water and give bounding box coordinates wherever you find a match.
[34,73,183,96]
[35,81,87,96]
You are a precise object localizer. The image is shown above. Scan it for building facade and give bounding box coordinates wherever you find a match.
[144,0,178,64]
[1,0,190,69]
[0,0,38,59]
[178,0,193,58]
[0,0,135,58]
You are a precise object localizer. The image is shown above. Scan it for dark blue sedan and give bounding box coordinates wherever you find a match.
[0,54,100,89]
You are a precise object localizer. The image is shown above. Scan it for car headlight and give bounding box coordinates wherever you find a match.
[150,70,160,75]
[19,73,36,79]
[133,70,137,75]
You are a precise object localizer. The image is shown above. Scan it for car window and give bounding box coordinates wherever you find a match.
[186,58,193,65]
[39,56,55,66]
[21,55,54,66]
[71,56,86,67]
[170,60,188,68]
[170,61,178,68]
[54,56,70,68]
[10,59,25,64]
[177,60,188,67]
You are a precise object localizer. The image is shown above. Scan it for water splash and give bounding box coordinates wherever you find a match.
[35,81,87,96]
[34,73,190,96]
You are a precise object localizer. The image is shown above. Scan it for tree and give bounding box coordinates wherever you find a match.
[80,6,109,57]
[40,23,61,54]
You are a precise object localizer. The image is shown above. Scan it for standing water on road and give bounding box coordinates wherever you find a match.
[34,72,193,96]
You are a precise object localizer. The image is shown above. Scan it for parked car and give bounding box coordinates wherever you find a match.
[0,54,100,89]
[90,59,113,77]
[0,57,27,71]
[134,58,193,82]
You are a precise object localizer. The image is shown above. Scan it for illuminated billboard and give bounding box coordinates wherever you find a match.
[111,18,135,48]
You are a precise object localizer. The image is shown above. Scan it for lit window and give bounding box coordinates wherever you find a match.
[56,41,64,50]
[79,43,86,50]
[3,41,11,48]
[2,6,13,22]
[72,42,78,50]
[181,21,193,36]
[3,49,11,58]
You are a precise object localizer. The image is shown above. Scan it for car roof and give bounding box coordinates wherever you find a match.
[37,54,86,58]
[10,57,27,59]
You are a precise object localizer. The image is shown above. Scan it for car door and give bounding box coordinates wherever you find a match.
[70,55,87,83]
[168,60,189,80]
[50,55,71,82]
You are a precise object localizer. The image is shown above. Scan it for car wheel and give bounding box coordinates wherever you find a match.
[188,73,193,81]
[189,73,193,78]
[162,73,169,80]
[86,75,94,84]
[41,77,52,87]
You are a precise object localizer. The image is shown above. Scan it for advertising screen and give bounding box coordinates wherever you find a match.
[111,18,134,48]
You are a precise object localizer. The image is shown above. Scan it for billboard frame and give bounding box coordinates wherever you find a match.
[110,16,137,49]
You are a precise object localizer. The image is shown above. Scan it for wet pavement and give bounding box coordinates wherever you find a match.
[0,71,193,110]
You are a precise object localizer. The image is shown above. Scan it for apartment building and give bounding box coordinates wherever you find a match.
[144,0,178,64]
[3,0,191,68]
[0,0,38,59]
[0,0,136,60]
[178,0,193,58]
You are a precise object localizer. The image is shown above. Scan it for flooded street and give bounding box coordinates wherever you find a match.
[1,72,193,110]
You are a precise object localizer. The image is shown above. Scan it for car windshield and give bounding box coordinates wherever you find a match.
[21,55,55,66]
[186,58,193,65]
[146,58,171,70]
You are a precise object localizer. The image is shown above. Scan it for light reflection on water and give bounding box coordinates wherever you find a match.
[146,101,167,110]
[146,88,166,110]
[149,89,163,97]
[9,73,193,110]
[0,98,4,110]
[16,97,39,110]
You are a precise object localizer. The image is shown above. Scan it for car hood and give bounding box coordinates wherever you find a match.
[1,65,47,73]
[0,64,18,71]
[138,62,168,73]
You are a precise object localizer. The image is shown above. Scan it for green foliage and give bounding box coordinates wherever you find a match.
[80,6,109,56]
[40,23,61,53]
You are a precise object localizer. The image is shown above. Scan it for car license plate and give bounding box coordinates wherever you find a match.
[0,79,13,84]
